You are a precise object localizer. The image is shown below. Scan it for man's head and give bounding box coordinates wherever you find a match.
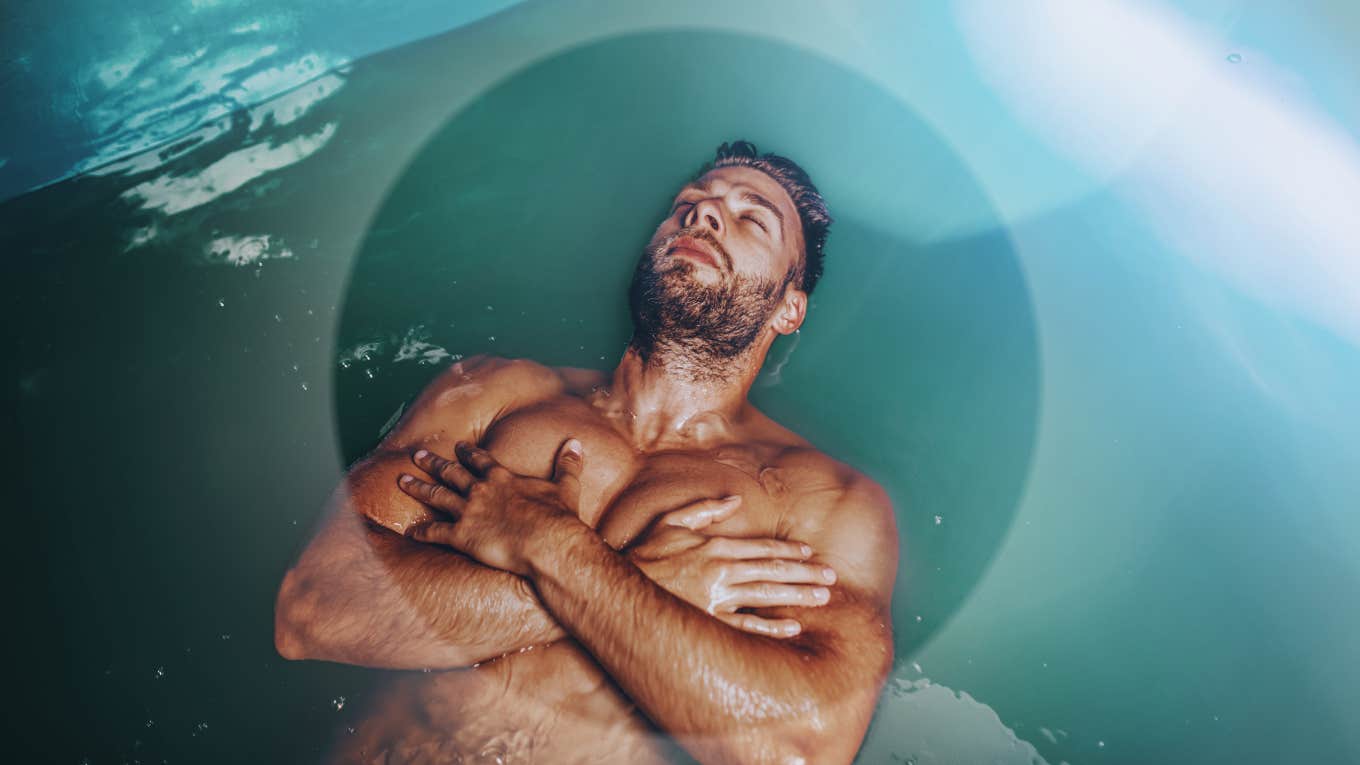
[628,141,832,376]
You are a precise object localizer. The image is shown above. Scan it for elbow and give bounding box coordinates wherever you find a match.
[274,568,317,661]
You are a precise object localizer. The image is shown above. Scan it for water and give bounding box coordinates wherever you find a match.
[6,3,1360,764]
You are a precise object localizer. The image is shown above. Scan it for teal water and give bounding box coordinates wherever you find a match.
[6,2,1360,764]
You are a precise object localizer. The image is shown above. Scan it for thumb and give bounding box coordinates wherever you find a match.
[665,495,742,529]
[553,438,584,508]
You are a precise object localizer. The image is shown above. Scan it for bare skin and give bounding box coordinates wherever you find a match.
[275,165,900,764]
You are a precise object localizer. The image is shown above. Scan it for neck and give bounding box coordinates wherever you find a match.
[599,335,773,449]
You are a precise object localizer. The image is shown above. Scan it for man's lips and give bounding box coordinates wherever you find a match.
[669,237,720,269]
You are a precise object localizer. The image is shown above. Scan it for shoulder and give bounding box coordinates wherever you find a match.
[377,356,567,449]
[775,447,899,605]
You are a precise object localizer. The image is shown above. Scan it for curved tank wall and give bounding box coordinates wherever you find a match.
[4,1,1360,763]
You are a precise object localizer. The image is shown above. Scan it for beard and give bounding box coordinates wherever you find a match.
[627,229,789,379]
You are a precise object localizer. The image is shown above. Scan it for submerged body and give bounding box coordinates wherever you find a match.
[325,357,894,763]
[278,153,899,763]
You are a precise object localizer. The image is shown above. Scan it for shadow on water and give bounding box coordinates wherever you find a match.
[336,29,1040,666]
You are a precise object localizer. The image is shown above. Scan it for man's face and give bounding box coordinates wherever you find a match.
[628,166,806,363]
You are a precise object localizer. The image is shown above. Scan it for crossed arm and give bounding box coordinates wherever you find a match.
[396,442,898,764]
[273,450,836,669]
[272,448,567,669]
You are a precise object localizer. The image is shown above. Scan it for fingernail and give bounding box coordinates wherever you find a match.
[399,474,413,485]
[787,622,802,635]
[414,449,429,460]
[813,587,830,602]
[822,567,837,583]
[565,438,582,454]
[800,544,813,557]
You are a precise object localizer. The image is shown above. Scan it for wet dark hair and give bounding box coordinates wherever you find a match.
[699,140,833,294]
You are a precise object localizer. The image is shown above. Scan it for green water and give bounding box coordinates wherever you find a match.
[6,5,1360,765]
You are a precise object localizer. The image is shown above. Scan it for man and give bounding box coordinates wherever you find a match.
[275,141,899,764]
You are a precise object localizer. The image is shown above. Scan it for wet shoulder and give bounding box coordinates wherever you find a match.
[377,356,568,449]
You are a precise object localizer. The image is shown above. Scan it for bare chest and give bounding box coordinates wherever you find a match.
[478,397,798,550]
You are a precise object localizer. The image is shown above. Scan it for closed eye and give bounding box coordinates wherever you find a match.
[741,214,769,233]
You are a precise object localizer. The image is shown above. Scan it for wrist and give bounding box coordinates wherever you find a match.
[523,512,594,581]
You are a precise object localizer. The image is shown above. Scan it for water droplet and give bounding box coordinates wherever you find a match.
[217,298,225,308]
[220,633,231,640]
[332,695,346,711]
[193,721,209,736]
[933,515,943,525]
[339,359,351,369]
[154,666,165,679]
[346,726,356,735]
[915,615,923,623]
[488,336,496,342]
[145,719,154,728]
[485,305,494,311]
[274,313,282,323]
[300,382,309,391]
[306,308,314,316]
[1097,740,1106,748]
[1226,52,1242,63]
[291,363,299,372]
[364,368,375,379]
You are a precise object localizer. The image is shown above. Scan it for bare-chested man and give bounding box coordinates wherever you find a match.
[275,141,899,764]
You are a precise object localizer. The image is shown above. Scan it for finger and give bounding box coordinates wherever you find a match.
[729,559,838,586]
[717,612,802,639]
[705,536,812,561]
[552,438,584,509]
[412,448,473,493]
[661,496,742,530]
[398,474,466,514]
[629,526,704,560]
[408,520,461,547]
[455,441,504,477]
[721,583,831,609]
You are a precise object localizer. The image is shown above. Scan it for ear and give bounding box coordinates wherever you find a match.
[771,286,807,335]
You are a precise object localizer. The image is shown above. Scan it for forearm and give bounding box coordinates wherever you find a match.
[527,517,849,764]
[275,492,565,669]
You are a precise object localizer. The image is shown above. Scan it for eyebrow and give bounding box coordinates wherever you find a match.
[676,182,786,236]
[740,191,785,234]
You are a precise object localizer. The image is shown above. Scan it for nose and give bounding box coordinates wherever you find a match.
[684,198,724,235]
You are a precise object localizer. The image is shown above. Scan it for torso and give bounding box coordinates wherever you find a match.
[332,363,840,764]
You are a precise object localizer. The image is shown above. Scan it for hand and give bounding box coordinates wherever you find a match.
[629,497,837,638]
[396,439,585,575]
